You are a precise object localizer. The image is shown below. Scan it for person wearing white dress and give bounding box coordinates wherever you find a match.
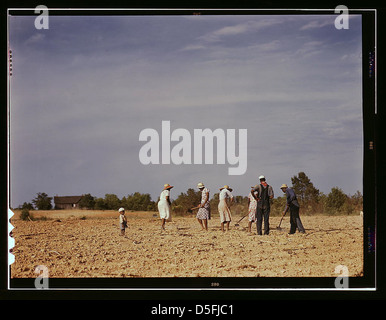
[218,185,234,232]
[158,183,173,230]
[247,186,258,233]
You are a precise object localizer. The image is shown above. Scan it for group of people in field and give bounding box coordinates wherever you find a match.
[118,175,305,237]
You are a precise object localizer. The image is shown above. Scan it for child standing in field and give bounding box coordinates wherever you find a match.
[119,207,127,236]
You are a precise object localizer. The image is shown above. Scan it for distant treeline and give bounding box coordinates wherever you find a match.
[18,172,363,216]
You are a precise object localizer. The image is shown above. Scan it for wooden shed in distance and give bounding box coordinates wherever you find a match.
[54,195,83,210]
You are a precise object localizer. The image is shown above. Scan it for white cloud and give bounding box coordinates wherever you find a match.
[194,18,285,44]
[9,14,364,207]
[200,22,252,41]
[295,40,324,57]
[300,18,333,30]
[24,33,45,45]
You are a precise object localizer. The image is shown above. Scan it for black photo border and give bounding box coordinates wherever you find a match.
[2,3,382,301]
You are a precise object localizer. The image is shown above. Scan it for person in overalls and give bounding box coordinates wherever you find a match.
[254,175,274,235]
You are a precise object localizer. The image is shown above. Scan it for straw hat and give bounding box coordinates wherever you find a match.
[280,184,288,189]
[163,183,174,190]
[219,185,233,192]
[197,182,205,189]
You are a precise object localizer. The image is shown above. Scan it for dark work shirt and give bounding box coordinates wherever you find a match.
[284,188,300,211]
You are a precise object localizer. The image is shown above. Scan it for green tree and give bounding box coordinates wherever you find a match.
[172,188,202,215]
[317,192,328,214]
[339,190,363,215]
[94,197,107,210]
[291,172,320,213]
[326,187,347,215]
[351,191,363,211]
[232,195,249,216]
[78,194,95,209]
[19,202,34,210]
[209,193,220,213]
[20,208,32,221]
[104,194,121,210]
[271,195,287,216]
[125,192,156,211]
[32,192,52,210]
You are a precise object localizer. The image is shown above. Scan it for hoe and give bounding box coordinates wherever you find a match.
[276,212,286,230]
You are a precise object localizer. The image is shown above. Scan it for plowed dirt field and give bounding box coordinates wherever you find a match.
[10,211,363,278]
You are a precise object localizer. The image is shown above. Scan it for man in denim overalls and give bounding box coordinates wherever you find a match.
[254,175,274,235]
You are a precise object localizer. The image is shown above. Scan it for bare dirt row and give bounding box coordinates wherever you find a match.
[10,213,363,278]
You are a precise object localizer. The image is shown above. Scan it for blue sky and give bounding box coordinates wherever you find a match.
[8,13,363,207]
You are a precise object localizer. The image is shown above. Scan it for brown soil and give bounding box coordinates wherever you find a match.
[10,211,363,278]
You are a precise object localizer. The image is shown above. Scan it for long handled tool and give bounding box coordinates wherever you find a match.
[235,214,248,227]
[187,206,200,214]
[276,212,286,230]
